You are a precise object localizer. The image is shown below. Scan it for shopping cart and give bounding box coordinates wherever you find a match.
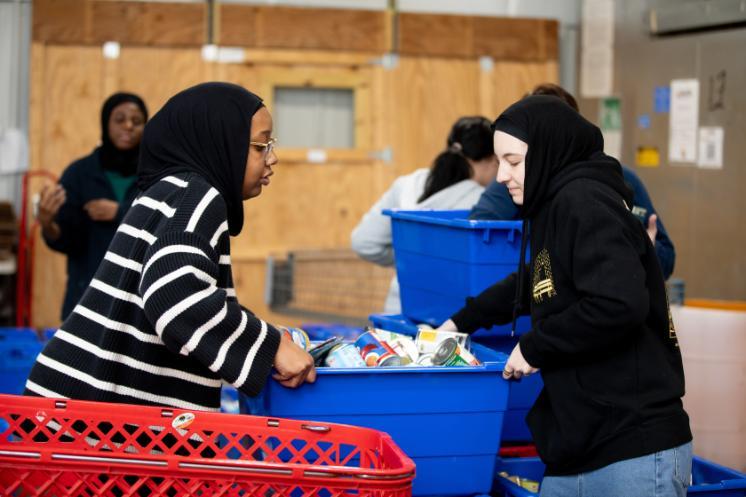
[0,394,415,496]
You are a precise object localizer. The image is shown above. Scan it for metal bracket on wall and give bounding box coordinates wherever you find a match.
[368,146,394,164]
[369,53,399,70]
[650,0,746,35]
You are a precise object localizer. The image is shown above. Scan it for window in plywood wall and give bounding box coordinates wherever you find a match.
[274,87,355,148]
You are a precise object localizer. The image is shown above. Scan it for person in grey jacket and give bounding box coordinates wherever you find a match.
[351,116,498,313]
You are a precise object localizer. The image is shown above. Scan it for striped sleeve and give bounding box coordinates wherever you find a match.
[138,230,281,397]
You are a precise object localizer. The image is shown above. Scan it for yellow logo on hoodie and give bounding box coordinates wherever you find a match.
[533,248,557,303]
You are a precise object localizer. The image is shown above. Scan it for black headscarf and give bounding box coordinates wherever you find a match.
[100,92,148,177]
[493,95,609,219]
[493,95,632,335]
[137,82,264,236]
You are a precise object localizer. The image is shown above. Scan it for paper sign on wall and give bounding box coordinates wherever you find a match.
[580,0,614,98]
[599,97,622,159]
[697,127,724,169]
[668,79,700,164]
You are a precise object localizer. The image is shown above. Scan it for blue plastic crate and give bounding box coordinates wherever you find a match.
[0,328,45,395]
[493,456,746,497]
[384,209,531,336]
[300,323,365,341]
[369,313,542,443]
[253,343,509,496]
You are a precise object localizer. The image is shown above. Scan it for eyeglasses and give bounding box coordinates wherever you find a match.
[250,137,277,159]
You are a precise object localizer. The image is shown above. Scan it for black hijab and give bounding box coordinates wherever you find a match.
[137,82,264,236]
[493,95,631,335]
[100,92,148,177]
[492,95,611,219]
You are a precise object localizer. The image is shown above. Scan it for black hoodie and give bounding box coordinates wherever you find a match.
[452,96,691,475]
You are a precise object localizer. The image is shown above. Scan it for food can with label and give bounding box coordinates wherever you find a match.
[324,343,367,368]
[279,326,310,350]
[415,329,471,355]
[354,330,402,367]
[432,338,481,366]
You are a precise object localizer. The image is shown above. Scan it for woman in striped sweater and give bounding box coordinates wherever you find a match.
[25,82,316,411]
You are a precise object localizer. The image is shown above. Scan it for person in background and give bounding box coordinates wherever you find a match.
[37,93,149,320]
[25,82,314,410]
[351,116,498,314]
[440,96,691,497]
[470,83,676,280]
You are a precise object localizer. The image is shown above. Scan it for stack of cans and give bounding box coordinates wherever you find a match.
[278,324,481,368]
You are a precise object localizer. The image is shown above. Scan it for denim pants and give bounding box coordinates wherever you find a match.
[540,442,693,497]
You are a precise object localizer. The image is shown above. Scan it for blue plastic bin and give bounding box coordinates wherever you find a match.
[0,328,45,395]
[253,343,509,496]
[384,209,531,336]
[300,323,365,341]
[369,313,542,443]
[493,456,746,497]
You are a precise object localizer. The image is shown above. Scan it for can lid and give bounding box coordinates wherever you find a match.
[432,338,458,366]
[379,354,403,367]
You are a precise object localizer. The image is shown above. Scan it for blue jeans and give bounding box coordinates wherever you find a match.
[540,442,692,497]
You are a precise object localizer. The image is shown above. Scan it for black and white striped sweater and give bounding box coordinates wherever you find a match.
[25,173,281,411]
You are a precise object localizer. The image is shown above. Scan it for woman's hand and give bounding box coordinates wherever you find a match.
[272,331,316,388]
[436,319,459,332]
[84,199,119,221]
[503,342,539,380]
[37,184,66,240]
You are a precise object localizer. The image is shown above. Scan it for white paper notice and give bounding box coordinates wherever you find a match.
[602,130,622,160]
[697,127,724,169]
[668,79,700,164]
[580,0,614,98]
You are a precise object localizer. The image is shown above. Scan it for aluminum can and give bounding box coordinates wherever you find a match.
[432,338,481,366]
[280,326,310,350]
[415,329,471,355]
[354,330,402,367]
[416,353,434,366]
[324,343,367,368]
[374,329,419,363]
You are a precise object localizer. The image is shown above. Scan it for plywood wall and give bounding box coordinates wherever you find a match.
[28,5,557,327]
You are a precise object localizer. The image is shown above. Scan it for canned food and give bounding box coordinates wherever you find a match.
[498,472,540,492]
[279,326,310,350]
[324,343,367,368]
[354,330,402,367]
[374,330,419,362]
[416,353,434,366]
[432,338,481,366]
[415,329,471,355]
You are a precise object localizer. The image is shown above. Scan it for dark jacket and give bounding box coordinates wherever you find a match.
[44,148,138,319]
[469,167,676,279]
[453,162,691,476]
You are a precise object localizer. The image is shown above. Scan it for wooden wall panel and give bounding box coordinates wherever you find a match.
[116,47,212,111]
[33,0,206,46]
[399,13,558,62]
[219,5,388,53]
[33,0,89,44]
[90,2,205,46]
[386,57,481,176]
[481,60,559,118]
[397,13,474,58]
[473,18,558,61]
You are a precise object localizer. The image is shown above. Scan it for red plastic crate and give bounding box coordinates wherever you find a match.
[0,394,415,496]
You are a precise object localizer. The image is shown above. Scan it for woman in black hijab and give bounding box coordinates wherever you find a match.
[26,83,314,412]
[441,96,692,496]
[38,92,148,319]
